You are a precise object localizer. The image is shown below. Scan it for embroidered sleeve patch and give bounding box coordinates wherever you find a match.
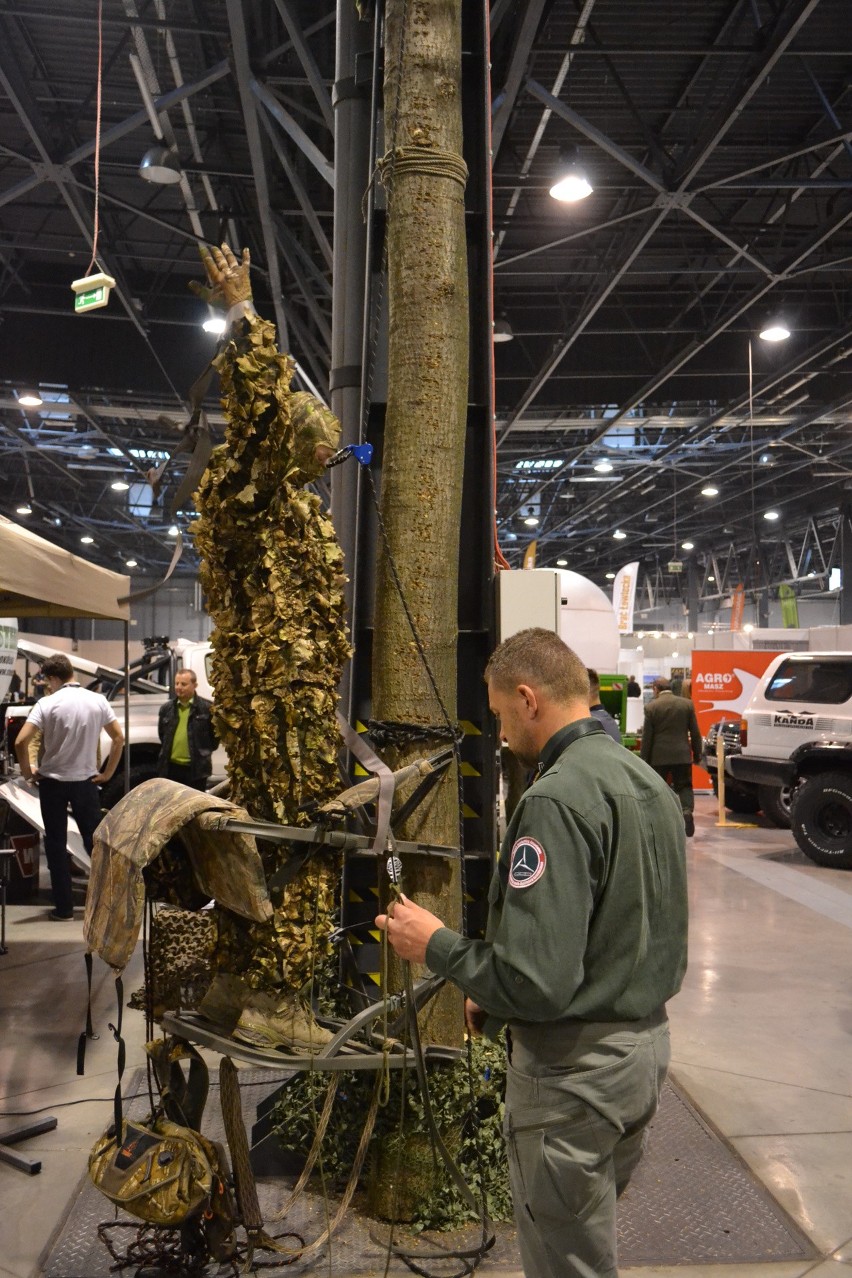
[508,836,547,888]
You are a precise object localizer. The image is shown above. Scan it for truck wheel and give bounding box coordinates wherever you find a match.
[100,764,158,811]
[757,783,793,829]
[791,772,852,869]
[725,786,760,815]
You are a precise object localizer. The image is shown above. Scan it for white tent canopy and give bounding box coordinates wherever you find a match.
[0,516,130,621]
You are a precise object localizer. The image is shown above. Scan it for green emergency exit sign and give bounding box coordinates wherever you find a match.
[75,286,107,311]
[70,269,116,313]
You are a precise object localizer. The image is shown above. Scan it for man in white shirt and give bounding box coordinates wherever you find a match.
[15,653,124,920]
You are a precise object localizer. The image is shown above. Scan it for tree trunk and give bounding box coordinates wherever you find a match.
[372,0,469,1049]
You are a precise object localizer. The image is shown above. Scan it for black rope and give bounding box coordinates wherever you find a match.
[366,718,462,749]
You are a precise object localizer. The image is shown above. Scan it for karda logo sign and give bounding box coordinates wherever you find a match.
[773,712,814,729]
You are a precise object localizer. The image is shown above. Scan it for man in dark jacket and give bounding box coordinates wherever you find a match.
[641,677,702,836]
[157,669,217,791]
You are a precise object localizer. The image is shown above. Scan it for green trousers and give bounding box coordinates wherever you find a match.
[504,1009,670,1278]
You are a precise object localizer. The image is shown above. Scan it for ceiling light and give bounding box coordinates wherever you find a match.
[743,623,754,633]
[18,392,43,408]
[594,460,614,473]
[125,558,138,568]
[139,145,182,185]
[707,575,715,582]
[613,529,627,540]
[549,145,593,203]
[492,316,514,343]
[763,510,780,521]
[110,479,130,492]
[605,571,616,580]
[80,534,94,545]
[523,515,540,527]
[202,312,227,336]
[556,558,568,566]
[759,318,791,343]
[168,524,180,536]
[701,485,719,497]
[16,503,32,515]
[652,631,662,639]
[681,540,694,550]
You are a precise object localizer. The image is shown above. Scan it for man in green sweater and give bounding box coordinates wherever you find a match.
[377,628,688,1278]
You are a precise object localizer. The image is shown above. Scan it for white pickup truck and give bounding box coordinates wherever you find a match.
[728,651,852,868]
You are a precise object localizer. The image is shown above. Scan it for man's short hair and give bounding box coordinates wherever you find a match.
[653,677,672,692]
[586,667,601,695]
[41,654,73,682]
[485,628,590,703]
[177,668,197,681]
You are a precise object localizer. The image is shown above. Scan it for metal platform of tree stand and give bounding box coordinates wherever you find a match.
[160,796,464,1175]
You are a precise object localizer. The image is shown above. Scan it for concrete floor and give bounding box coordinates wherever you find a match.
[1,794,851,1278]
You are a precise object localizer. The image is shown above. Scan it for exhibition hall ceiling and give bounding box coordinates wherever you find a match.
[1,0,851,612]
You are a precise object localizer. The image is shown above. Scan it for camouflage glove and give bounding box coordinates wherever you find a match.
[190,243,253,311]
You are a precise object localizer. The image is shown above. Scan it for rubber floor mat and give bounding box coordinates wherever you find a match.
[41,1071,815,1276]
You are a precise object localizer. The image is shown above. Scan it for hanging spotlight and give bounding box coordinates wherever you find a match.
[523,515,540,527]
[681,540,695,550]
[492,316,514,343]
[701,485,719,497]
[167,524,180,536]
[110,479,130,492]
[202,310,227,336]
[613,529,627,540]
[18,392,43,408]
[594,459,614,473]
[763,510,780,521]
[556,557,568,566]
[549,146,593,203]
[16,503,33,515]
[139,145,182,185]
[758,315,791,343]
[125,558,138,568]
[80,534,94,545]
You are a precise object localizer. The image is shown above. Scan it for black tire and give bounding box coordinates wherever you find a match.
[100,763,158,810]
[791,772,852,869]
[757,783,793,829]
[724,785,760,815]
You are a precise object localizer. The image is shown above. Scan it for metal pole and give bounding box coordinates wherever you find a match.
[330,0,373,723]
[123,620,130,795]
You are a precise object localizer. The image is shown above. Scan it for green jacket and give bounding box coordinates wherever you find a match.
[426,718,688,1037]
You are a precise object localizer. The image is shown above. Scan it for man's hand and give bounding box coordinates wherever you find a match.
[92,770,112,786]
[464,998,486,1037]
[375,894,444,965]
[189,243,252,310]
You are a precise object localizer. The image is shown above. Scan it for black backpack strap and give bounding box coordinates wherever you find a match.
[108,975,126,1138]
[147,1036,210,1132]
[76,950,100,1075]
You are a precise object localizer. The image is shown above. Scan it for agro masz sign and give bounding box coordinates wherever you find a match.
[690,650,781,788]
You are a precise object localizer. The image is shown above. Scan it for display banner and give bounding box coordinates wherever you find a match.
[522,540,537,569]
[730,583,745,631]
[612,560,640,634]
[690,649,780,788]
[779,583,799,628]
[0,617,18,702]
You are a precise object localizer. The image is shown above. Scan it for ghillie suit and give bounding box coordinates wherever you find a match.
[188,246,351,1039]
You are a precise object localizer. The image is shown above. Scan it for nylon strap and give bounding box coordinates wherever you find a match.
[336,711,396,863]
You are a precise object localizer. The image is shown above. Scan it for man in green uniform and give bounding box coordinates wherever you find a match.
[377,628,688,1278]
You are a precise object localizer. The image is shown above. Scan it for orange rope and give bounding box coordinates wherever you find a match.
[84,0,104,276]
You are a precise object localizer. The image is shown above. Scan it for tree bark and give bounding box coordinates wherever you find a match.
[372,0,469,1048]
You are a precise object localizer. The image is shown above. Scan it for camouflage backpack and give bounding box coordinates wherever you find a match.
[88,1037,236,1261]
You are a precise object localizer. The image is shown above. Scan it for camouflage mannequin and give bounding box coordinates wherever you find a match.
[191,244,351,1049]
